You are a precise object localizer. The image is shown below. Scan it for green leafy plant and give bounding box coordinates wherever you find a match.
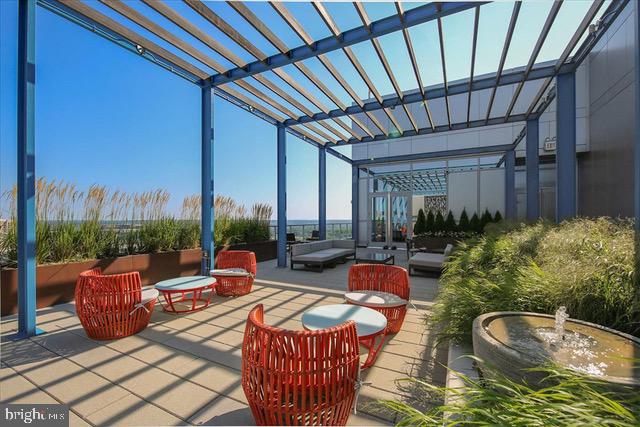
[458,209,470,232]
[414,209,427,235]
[444,210,456,232]
[425,210,435,233]
[493,210,503,222]
[432,218,638,343]
[379,362,640,426]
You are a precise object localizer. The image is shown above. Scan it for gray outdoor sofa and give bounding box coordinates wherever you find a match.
[408,244,454,276]
[291,240,356,272]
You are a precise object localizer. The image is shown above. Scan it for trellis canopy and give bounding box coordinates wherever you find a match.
[39,0,625,148]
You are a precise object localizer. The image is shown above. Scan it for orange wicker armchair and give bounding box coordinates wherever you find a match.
[347,264,410,334]
[242,304,360,426]
[75,268,158,340]
[211,250,257,297]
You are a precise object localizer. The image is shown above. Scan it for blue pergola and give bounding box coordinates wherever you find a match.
[14,0,639,338]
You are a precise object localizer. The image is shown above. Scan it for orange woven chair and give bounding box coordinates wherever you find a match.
[75,268,158,340]
[347,264,410,334]
[211,250,257,297]
[242,304,360,426]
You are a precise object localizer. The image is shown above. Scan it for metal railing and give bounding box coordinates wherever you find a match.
[269,222,352,241]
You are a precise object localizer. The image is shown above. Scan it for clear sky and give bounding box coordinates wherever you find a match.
[0,1,599,219]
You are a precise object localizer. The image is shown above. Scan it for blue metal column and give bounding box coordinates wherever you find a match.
[200,84,214,274]
[505,150,516,220]
[556,71,577,222]
[351,166,359,242]
[277,125,287,267]
[526,119,540,220]
[16,0,39,338]
[318,147,326,240]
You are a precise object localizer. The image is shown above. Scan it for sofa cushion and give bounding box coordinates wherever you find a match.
[332,239,356,249]
[409,252,446,269]
[293,248,349,262]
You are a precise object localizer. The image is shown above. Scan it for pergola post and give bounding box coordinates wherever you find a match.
[200,84,214,275]
[318,146,326,240]
[526,118,540,220]
[556,71,577,222]
[352,166,359,242]
[16,0,39,338]
[505,149,516,220]
[277,124,287,267]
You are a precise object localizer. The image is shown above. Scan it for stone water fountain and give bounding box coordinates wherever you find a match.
[472,308,640,388]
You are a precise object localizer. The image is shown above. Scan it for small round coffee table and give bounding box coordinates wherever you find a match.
[155,276,217,314]
[301,304,387,369]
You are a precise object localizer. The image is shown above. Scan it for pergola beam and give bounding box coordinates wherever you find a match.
[352,143,515,166]
[354,2,420,133]
[211,1,486,86]
[485,2,521,123]
[504,0,562,121]
[525,0,607,118]
[436,9,452,128]
[466,6,480,126]
[284,63,567,127]
[396,2,435,130]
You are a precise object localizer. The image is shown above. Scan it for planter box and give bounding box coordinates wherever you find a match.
[1,249,202,316]
[216,240,277,263]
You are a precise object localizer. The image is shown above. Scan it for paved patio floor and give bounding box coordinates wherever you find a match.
[1,249,446,426]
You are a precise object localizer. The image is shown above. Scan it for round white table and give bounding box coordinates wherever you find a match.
[302,304,387,369]
[155,276,217,313]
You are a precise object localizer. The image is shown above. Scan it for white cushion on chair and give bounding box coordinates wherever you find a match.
[140,288,159,305]
[210,268,251,277]
[344,291,407,308]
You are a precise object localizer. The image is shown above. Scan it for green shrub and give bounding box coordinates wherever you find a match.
[380,363,640,426]
[444,211,456,232]
[425,210,435,233]
[434,211,445,232]
[469,213,481,233]
[480,209,493,229]
[414,209,427,235]
[458,209,470,232]
[493,210,503,222]
[432,218,639,343]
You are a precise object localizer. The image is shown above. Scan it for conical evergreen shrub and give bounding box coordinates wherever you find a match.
[425,210,435,233]
[480,209,493,230]
[458,209,470,232]
[493,210,503,222]
[414,209,426,234]
[434,211,445,232]
[469,213,481,233]
[444,210,457,232]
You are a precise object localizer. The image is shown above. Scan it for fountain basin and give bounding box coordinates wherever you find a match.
[472,312,640,388]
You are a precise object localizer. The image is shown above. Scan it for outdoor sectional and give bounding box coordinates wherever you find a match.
[291,239,356,272]
[408,244,454,276]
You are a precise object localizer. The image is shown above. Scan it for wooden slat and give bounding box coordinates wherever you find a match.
[57,0,208,80]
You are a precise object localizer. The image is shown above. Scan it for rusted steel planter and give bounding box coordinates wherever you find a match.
[1,249,202,316]
[2,240,278,316]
